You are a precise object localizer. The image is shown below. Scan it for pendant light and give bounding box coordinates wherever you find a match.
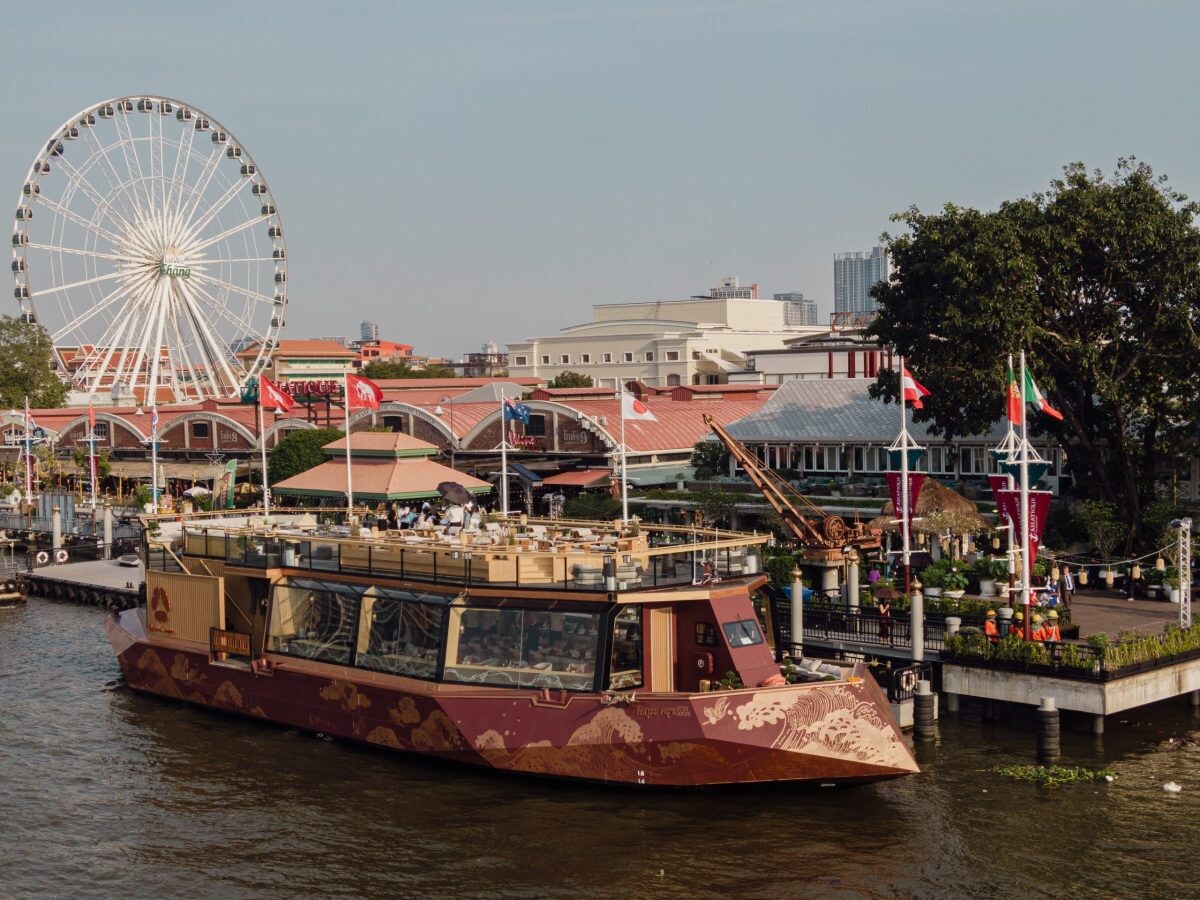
[1051,563,1060,582]
[992,535,1001,550]
[1131,562,1142,581]
[1156,556,1166,571]
[1079,568,1089,586]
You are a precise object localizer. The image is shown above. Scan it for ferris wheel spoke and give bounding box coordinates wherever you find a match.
[78,126,139,222]
[32,195,125,248]
[165,299,204,401]
[185,279,257,336]
[32,268,127,301]
[81,293,144,392]
[110,111,153,218]
[168,123,201,227]
[188,215,264,253]
[52,270,149,343]
[54,155,137,236]
[178,176,250,247]
[188,270,276,304]
[26,242,140,264]
[175,278,245,392]
[146,283,171,399]
[177,146,225,231]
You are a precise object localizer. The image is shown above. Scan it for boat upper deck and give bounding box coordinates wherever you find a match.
[147,510,770,597]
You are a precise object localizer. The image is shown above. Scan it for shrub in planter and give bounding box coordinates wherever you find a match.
[921,559,952,589]
[943,568,969,592]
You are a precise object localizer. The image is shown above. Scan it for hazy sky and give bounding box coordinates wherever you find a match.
[5,1,1200,357]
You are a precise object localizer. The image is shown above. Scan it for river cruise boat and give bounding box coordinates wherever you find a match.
[105,512,918,787]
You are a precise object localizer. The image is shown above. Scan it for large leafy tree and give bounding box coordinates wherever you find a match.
[0,316,68,408]
[268,427,344,484]
[868,160,1200,547]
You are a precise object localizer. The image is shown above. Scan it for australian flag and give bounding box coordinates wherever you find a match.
[503,398,531,424]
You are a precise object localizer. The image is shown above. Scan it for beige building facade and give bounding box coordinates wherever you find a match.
[507,297,823,389]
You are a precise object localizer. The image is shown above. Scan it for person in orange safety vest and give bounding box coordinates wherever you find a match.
[1043,609,1061,642]
[1030,614,1047,641]
[1009,609,1025,638]
[984,609,1000,643]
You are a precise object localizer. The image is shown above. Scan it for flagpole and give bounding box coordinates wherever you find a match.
[899,357,911,594]
[620,389,629,524]
[500,395,509,515]
[151,405,160,517]
[23,396,32,507]
[88,399,97,510]
[343,372,354,524]
[1019,350,1032,640]
[257,392,269,520]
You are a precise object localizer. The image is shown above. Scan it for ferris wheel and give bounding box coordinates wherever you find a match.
[11,95,286,403]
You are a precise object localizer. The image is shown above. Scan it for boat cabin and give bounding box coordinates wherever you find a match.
[143,512,781,697]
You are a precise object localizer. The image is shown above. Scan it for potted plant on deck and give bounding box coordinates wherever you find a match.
[942,565,969,599]
[920,559,949,598]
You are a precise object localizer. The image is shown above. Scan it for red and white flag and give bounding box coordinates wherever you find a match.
[902,366,931,409]
[259,375,295,412]
[88,398,95,431]
[346,373,383,410]
[621,390,656,421]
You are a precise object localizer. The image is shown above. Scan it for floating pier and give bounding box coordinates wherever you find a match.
[21,559,142,609]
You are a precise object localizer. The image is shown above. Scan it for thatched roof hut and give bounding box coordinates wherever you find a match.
[868,478,987,536]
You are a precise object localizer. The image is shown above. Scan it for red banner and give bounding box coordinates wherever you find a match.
[886,471,926,527]
[988,474,1011,508]
[995,489,1053,558]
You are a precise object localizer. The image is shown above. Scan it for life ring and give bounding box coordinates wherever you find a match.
[35,551,48,565]
[54,549,68,564]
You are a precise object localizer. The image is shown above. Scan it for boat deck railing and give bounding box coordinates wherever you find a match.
[146,511,769,594]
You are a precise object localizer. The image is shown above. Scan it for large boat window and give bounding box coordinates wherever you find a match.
[722,618,764,647]
[268,578,363,664]
[608,606,643,690]
[443,607,600,691]
[354,588,448,680]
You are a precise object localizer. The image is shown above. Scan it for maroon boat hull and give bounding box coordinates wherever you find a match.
[107,610,918,787]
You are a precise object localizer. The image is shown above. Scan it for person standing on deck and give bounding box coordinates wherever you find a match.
[1060,566,1075,611]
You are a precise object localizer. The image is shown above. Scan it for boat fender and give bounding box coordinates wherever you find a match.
[35,551,48,565]
[55,549,68,564]
[759,674,787,687]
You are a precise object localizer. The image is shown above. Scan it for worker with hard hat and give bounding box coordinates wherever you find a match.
[1031,613,1047,641]
[984,609,1000,643]
[1009,609,1025,638]
[1043,610,1061,642]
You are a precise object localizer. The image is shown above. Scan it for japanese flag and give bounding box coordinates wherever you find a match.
[260,375,295,412]
[621,391,656,421]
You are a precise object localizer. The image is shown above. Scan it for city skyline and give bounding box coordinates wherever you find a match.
[3,2,1200,357]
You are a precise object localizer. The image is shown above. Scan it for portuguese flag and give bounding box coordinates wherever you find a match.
[1005,361,1023,425]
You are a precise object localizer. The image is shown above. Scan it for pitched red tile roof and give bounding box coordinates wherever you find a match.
[273,458,489,500]
[539,469,612,487]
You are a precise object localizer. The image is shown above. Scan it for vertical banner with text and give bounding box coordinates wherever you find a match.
[886,471,926,527]
[995,489,1053,559]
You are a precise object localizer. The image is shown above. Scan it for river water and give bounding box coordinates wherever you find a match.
[2,599,1198,899]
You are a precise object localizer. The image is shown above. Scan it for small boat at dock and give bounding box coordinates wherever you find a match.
[105,511,918,787]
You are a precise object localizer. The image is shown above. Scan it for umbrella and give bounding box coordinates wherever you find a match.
[182,486,212,497]
[872,587,901,600]
[437,481,475,507]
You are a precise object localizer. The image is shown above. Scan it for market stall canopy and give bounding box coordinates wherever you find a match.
[868,478,987,535]
[273,457,489,503]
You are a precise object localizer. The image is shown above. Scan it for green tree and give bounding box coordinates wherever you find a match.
[0,316,67,408]
[869,160,1200,547]
[72,448,112,480]
[690,439,729,478]
[267,427,343,484]
[694,490,739,528]
[362,361,456,379]
[563,491,621,521]
[547,370,593,388]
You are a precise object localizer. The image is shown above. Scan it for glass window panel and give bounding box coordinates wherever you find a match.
[354,588,446,680]
[267,579,362,665]
[608,605,643,690]
[721,618,764,647]
[443,606,599,691]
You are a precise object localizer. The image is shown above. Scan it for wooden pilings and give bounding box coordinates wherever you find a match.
[1037,697,1060,763]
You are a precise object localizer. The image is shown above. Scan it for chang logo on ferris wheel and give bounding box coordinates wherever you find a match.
[159,252,191,279]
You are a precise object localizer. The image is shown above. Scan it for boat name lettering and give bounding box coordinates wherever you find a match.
[635,704,691,719]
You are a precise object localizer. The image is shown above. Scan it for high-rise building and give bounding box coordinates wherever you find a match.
[833,247,890,314]
[773,291,819,326]
[360,320,380,341]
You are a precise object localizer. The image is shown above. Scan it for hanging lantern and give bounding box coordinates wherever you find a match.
[992,535,1001,550]
[1156,556,1166,571]
[966,538,975,553]
[1131,563,1142,581]
[917,532,926,546]
[1051,564,1060,582]
[1079,568,1089,586]
[939,537,949,552]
